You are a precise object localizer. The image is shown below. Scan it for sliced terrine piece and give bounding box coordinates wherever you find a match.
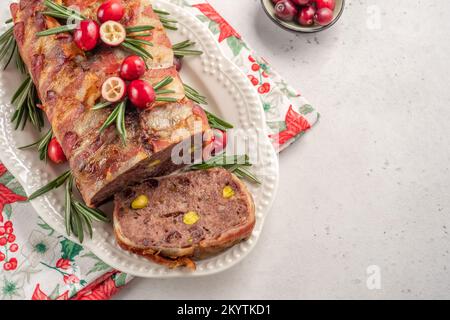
[113,168,256,269]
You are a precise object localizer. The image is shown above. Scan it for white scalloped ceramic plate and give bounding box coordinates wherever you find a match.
[0,0,279,277]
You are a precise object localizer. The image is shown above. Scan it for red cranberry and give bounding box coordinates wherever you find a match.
[315,8,334,26]
[316,0,336,10]
[298,5,316,26]
[274,0,298,21]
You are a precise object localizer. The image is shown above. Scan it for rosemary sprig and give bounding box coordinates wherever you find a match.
[93,101,113,110]
[37,1,85,37]
[172,40,203,58]
[99,104,120,132]
[0,22,26,72]
[153,76,178,102]
[172,40,193,50]
[116,99,127,143]
[69,200,109,243]
[153,76,173,90]
[64,175,73,236]
[28,170,72,201]
[182,84,233,131]
[173,49,203,57]
[153,9,177,30]
[159,15,178,30]
[204,110,234,131]
[124,37,153,47]
[122,26,156,61]
[18,128,53,161]
[30,171,108,243]
[233,166,261,185]
[154,89,175,95]
[126,25,154,34]
[10,76,45,131]
[121,41,153,61]
[153,9,170,15]
[99,99,128,143]
[42,11,73,20]
[191,154,251,170]
[190,154,261,184]
[15,50,26,74]
[5,18,12,24]
[0,26,13,43]
[155,96,178,102]
[183,83,208,105]
[159,17,177,24]
[36,24,77,37]
[0,26,23,71]
[43,0,85,20]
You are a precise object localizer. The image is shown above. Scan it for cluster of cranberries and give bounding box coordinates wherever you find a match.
[73,0,127,51]
[0,221,19,271]
[46,0,154,164]
[101,55,156,110]
[272,0,336,27]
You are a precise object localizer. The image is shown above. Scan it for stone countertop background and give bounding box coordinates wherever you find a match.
[115,0,450,299]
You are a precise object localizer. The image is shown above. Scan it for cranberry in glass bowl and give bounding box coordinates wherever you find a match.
[261,0,345,33]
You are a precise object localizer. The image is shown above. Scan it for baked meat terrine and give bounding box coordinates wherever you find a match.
[11,0,210,207]
[113,168,256,269]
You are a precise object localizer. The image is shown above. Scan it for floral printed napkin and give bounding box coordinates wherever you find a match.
[0,0,318,300]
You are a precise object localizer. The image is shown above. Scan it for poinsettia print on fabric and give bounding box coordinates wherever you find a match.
[192,3,241,42]
[269,106,312,148]
[73,271,122,300]
[32,284,69,300]
[0,183,27,223]
[0,166,24,273]
[0,164,7,177]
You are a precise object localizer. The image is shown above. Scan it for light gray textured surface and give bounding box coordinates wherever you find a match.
[115,0,450,299]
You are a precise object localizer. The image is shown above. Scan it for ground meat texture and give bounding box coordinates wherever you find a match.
[113,168,256,269]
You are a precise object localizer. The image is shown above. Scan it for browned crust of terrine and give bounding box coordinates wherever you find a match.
[113,168,256,270]
[11,0,210,208]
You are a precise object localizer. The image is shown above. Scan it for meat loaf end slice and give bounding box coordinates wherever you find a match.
[113,168,256,270]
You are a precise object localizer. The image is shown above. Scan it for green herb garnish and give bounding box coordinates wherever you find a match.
[19,128,53,161]
[183,83,208,105]
[29,171,108,243]
[204,110,234,131]
[36,24,77,37]
[42,0,86,21]
[190,154,261,184]
[99,99,128,144]
[0,25,25,72]
[10,76,45,131]
[173,40,203,58]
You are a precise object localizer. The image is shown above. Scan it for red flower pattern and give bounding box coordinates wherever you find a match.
[63,274,80,284]
[73,271,121,300]
[0,164,6,177]
[56,258,71,270]
[193,4,241,42]
[32,284,69,300]
[0,184,27,223]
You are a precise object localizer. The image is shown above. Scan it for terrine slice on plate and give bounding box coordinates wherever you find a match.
[113,168,256,270]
